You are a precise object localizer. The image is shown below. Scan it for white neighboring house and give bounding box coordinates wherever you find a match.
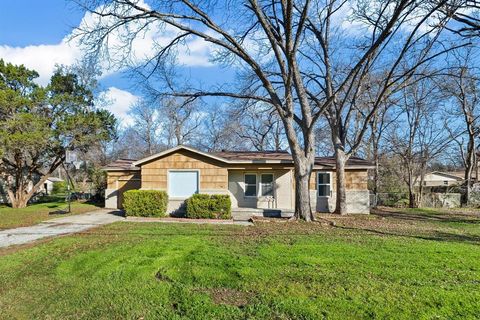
[416,171,465,188]
[44,177,64,195]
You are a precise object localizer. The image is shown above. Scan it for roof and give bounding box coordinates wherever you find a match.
[103,158,140,171]
[213,150,373,167]
[426,171,465,181]
[212,150,292,161]
[104,146,374,171]
[47,177,64,182]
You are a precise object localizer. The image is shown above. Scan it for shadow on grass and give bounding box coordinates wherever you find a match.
[372,208,480,225]
[334,224,480,244]
[48,209,69,215]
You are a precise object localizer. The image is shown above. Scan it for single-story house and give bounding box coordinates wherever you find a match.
[415,171,465,187]
[103,145,374,215]
[44,177,64,195]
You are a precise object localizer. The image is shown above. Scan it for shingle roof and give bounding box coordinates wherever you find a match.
[104,146,374,171]
[212,150,293,161]
[213,150,373,167]
[103,158,140,171]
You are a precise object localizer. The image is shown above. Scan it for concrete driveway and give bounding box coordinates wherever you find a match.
[0,209,124,248]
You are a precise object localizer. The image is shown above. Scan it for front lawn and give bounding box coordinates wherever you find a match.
[0,207,479,319]
[0,197,102,230]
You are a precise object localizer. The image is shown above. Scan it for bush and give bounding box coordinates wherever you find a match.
[123,190,168,217]
[394,198,410,208]
[51,181,68,195]
[185,194,231,219]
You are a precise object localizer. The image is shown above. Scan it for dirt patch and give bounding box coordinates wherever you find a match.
[155,269,173,282]
[197,287,252,307]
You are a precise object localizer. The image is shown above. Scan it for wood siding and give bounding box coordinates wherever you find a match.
[141,149,228,191]
[107,171,141,189]
[106,171,141,208]
[309,169,368,191]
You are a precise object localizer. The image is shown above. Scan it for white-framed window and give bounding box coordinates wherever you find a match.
[317,172,331,197]
[260,173,274,197]
[244,174,257,197]
[168,171,199,198]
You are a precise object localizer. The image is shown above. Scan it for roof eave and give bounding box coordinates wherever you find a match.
[102,167,141,172]
[132,145,233,166]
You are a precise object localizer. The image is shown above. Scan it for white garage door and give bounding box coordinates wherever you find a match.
[168,171,199,198]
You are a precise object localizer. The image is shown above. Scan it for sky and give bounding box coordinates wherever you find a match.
[0,0,234,125]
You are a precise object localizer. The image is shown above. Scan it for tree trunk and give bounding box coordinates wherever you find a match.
[334,147,348,215]
[283,118,315,221]
[461,136,475,207]
[293,166,314,221]
[8,189,28,208]
[407,182,416,208]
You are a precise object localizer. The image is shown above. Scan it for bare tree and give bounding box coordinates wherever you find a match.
[230,102,287,151]
[160,98,202,147]
[128,99,162,155]
[387,76,452,207]
[368,102,399,197]
[73,0,469,219]
[199,109,243,151]
[440,48,480,206]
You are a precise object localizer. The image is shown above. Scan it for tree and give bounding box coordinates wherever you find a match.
[128,99,162,155]
[199,108,244,151]
[440,48,480,206]
[160,97,202,147]
[74,0,469,219]
[228,102,286,151]
[0,60,116,208]
[386,76,452,207]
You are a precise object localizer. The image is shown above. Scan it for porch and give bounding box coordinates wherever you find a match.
[231,207,295,221]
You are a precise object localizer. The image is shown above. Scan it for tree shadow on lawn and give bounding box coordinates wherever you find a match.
[372,207,480,225]
[334,224,480,245]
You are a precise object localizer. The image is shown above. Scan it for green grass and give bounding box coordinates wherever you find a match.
[0,208,479,319]
[0,197,102,230]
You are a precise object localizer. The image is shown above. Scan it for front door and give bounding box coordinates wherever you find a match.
[258,173,275,208]
[316,172,331,212]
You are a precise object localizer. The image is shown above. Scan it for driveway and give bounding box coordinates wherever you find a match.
[0,209,124,248]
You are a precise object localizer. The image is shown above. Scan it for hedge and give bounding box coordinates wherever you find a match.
[122,190,168,217]
[185,194,231,219]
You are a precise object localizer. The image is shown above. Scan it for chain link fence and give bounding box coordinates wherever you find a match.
[370,187,480,208]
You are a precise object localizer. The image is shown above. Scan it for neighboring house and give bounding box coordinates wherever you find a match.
[416,171,465,188]
[103,145,374,215]
[44,177,64,195]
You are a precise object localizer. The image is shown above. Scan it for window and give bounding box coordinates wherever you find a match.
[168,171,199,198]
[261,174,274,196]
[244,174,257,197]
[317,172,331,197]
[443,181,448,185]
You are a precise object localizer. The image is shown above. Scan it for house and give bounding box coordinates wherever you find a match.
[44,177,64,195]
[103,145,374,216]
[416,171,465,188]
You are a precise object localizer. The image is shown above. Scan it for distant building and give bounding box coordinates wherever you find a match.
[416,171,465,188]
[44,177,64,195]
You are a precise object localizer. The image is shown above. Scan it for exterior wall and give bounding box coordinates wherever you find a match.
[309,169,370,214]
[105,171,141,209]
[140,149,228,213]
[228,169,294,209]
[104,149,371,214]
[416,173,463,187]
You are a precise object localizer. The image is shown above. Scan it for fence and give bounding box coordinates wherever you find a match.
[370,190,480,208]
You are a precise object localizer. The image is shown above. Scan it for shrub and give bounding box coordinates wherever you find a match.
[185,194,231,219]
[123,190,168,217]
[394,198,410,208]
[51,181,68,195]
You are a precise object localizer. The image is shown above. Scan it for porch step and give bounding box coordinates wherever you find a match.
[232,208,294,221]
